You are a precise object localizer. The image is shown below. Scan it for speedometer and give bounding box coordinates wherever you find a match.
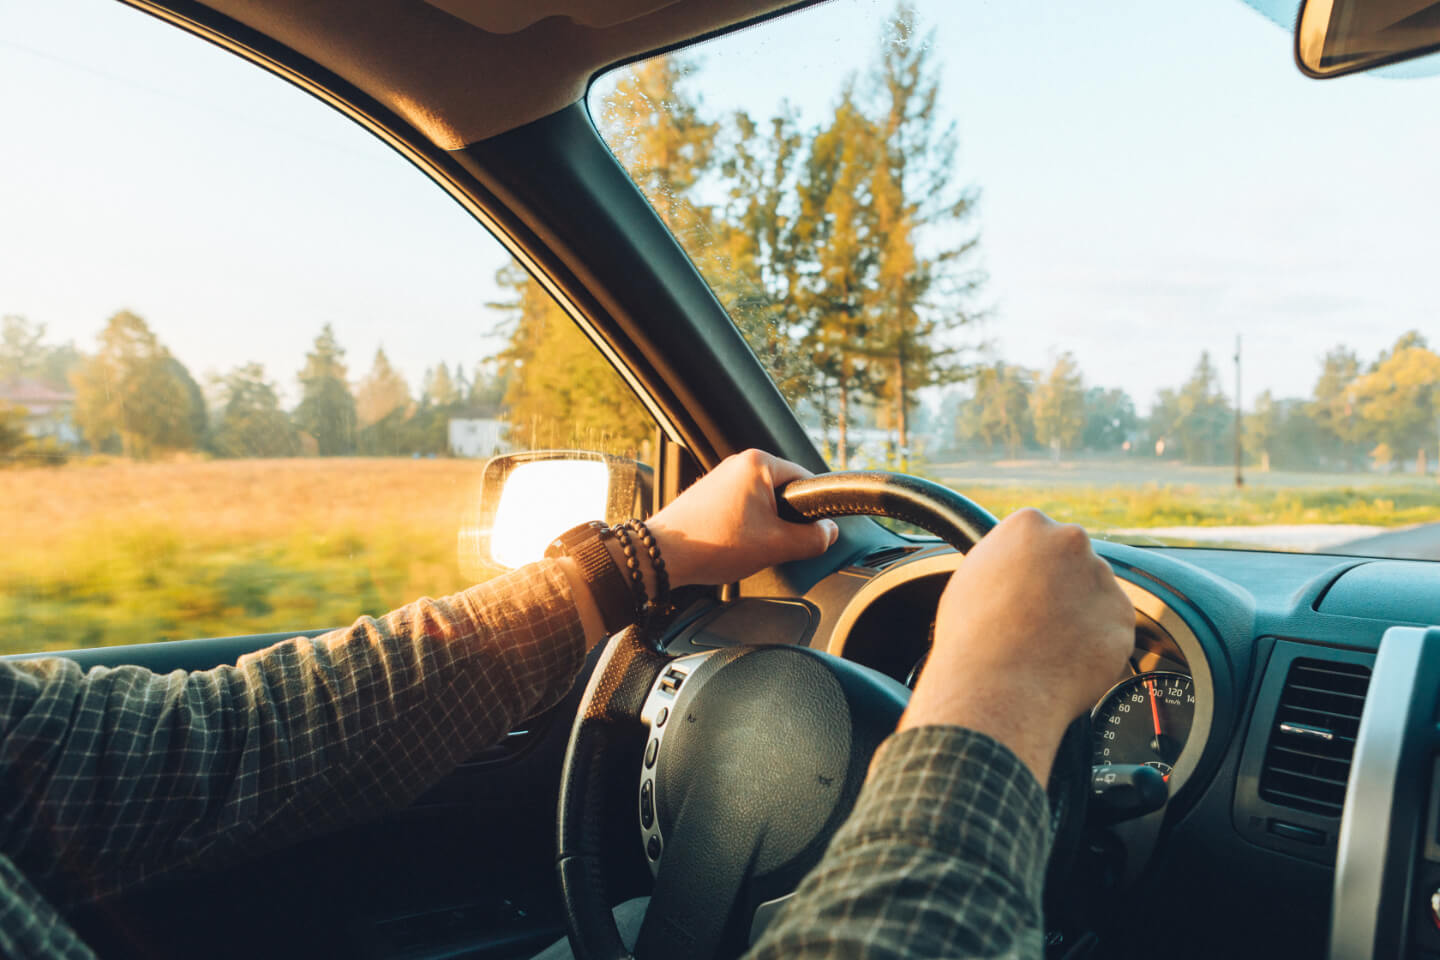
[1091,671,1195,778]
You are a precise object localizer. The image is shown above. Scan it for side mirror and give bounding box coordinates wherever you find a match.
[1297,0,1440,78]
[469,450,653,570]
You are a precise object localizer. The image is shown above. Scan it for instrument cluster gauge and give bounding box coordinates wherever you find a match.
[1091,671,1195,779]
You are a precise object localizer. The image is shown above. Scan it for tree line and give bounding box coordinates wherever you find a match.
[3,310,1435,473]
[0,312,511,461]
[949,332,1440,472]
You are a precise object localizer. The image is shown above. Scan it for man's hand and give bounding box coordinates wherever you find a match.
[901,508,1134,784]
[649,449,839,588]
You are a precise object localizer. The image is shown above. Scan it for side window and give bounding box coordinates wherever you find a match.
[0,1,655,654]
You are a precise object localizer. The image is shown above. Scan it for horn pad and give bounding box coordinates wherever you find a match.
[637,645,908,956]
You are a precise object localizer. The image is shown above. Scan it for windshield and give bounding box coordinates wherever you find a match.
[589,0,1440,560]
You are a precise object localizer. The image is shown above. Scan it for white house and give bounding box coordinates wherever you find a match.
[448,418,509,458]
[0,379,79,445]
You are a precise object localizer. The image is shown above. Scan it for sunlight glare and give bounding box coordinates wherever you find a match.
[489,460,609,568]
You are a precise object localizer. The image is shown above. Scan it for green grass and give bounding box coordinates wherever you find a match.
[0,458,494,655]
[965,482,1440,530]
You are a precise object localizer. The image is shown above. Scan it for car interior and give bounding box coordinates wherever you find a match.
[7,0,1440,958]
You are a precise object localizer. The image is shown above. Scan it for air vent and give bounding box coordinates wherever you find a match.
[1258,658,1371,817]
[855,546,921,570]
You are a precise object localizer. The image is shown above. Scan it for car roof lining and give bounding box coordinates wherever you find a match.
[189,0,823,149]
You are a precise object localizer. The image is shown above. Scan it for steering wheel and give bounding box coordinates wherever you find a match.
[555,471,1090,960]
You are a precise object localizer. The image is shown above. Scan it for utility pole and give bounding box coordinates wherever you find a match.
[1234,334,1244,489]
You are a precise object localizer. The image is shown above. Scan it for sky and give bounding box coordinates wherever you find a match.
[2,0,1439,412]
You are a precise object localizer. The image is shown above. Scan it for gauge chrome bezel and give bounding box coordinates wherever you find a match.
[827,551,1215,801]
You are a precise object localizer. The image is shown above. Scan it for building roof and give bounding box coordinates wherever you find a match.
[0,378,75,408]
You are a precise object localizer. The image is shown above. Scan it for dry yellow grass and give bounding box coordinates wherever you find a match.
[10,457,1437,656]
[1,458,496,653]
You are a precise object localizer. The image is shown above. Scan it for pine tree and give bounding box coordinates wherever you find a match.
[798,89,886,467]
[1031,353,1086,457]
[596,57,717,243]
[1150,352,1231,465]
[959,361,1032,457]
[356,348,412,429]
[712,106,816,406]
[0,316,45,382]
[1082,387,1137,451]
[424,363,461,408]
[294,324,356,456]
[1310,346,1364,468]
[862,4,984,466]
[493,262,653,455]
[212,363,300,457]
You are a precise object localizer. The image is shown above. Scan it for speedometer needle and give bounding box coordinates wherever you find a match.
[1146,678,1169,781]
[1146,678,1162,737]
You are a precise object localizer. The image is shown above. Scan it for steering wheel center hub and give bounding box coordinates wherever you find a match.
[632,645,908,956]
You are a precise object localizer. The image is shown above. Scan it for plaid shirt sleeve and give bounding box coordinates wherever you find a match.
[0,560,586,909]
[745,724,1052,960]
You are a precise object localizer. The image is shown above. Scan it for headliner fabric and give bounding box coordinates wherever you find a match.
[191,0,813,148]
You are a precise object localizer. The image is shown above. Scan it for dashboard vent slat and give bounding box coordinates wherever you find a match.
[1259,658,1371,818]
[854,546,921,570]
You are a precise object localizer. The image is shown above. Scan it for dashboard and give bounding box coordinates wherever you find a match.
[660,538,1440,960]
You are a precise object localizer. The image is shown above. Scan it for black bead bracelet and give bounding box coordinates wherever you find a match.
[625,518,671,615]
[607,518,673,620]
[610,522,648,618]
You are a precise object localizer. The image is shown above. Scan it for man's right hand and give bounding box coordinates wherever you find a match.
[900,508,1134,784]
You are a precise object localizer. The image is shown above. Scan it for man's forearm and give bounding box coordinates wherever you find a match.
[0,561,586,905]
[746,725,1052,960]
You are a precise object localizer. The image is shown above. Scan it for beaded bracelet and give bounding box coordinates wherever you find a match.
[625,518,671,615]
[610,521,649,618]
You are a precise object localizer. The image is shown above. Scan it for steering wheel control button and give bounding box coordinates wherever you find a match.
[633,653,714,878]
[640,780,655,829]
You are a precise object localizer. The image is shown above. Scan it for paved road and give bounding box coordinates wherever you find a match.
[927,458,1431,491]
[1332,523,1440,561]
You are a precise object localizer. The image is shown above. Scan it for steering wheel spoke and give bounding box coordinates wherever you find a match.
[555,628,670,960]
[579,628,671,728]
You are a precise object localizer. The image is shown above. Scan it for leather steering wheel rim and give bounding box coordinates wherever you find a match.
[776,470,997,551]
[555,472,1064,960]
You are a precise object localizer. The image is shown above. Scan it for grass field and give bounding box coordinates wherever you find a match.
[0,458,493,654]
[926,458,1440,530]
[4,456,1439,655]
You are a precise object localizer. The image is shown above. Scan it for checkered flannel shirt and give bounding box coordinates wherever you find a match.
[0,558,1050,960]
[745,725,1051,960]
[0,562,587,960]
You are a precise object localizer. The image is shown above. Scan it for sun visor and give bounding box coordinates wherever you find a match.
[424,0,681,35]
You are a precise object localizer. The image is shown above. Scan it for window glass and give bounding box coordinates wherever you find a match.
[0,0,653,654]
[589,0,1440,560]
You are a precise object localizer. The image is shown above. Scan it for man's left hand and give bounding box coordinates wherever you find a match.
[648,449,839,588]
